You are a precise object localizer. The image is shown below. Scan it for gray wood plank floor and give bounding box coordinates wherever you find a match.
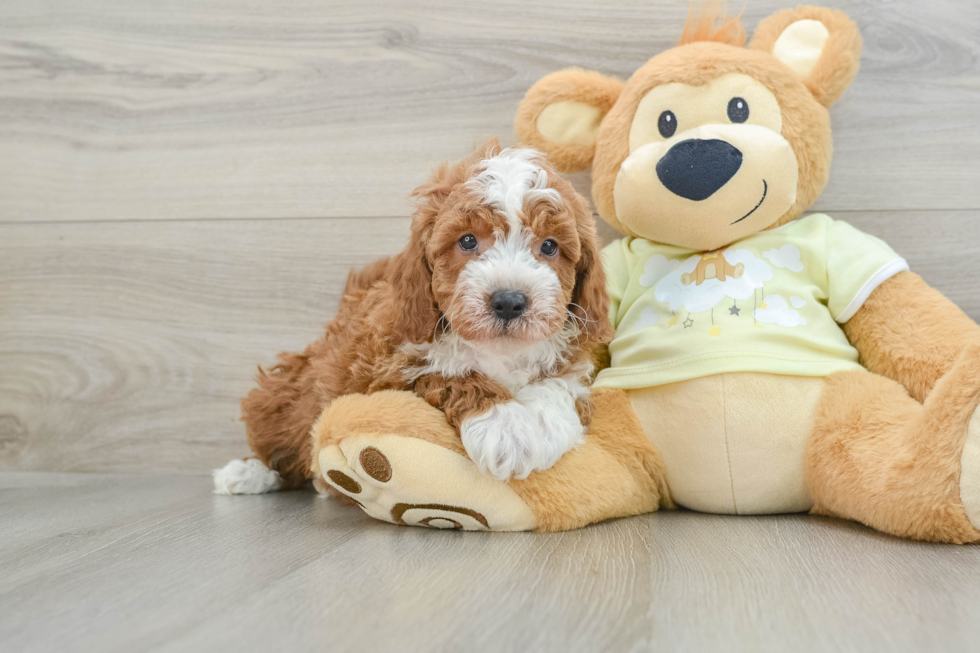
[2,472,980,653]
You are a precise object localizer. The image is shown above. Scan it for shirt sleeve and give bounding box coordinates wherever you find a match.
[601,238,635,330]
[826,219,909,323]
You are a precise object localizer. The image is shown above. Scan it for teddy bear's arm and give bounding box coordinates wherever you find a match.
[843,271,980,402]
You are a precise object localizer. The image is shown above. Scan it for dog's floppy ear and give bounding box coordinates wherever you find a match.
[391,171,455,345]
[569,196,613,343]
[749,6,861,108]
[390,212,438,345]
[393,138,501,344]
[515,69,624,173]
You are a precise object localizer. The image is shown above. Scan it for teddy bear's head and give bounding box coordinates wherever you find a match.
[516,4,861,252]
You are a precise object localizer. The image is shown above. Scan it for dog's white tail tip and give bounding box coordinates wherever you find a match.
[212,458,282,495]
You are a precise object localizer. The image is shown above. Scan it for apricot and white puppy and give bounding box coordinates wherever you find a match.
[217,139,610,495]
[402,142,611,480]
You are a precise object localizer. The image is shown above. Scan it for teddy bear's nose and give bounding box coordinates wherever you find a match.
[656,138,743,201]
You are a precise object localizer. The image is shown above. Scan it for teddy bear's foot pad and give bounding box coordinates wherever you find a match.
[960,407,980,530]
[318,433,536,531]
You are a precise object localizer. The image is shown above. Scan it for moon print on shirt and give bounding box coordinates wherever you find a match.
[655,249,773,314]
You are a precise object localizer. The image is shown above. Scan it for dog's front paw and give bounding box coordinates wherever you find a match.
[461,402,540,481]
[461,386,585,481]
[516,380,586,458]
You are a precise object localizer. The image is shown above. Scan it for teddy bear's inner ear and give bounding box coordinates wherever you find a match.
[771,19,830,79]
[515,68,623,173]
[535,101,605,148]
[749,6,862,108]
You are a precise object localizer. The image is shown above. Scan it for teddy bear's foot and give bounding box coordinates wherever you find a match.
[317,434,537,531]
[809,344,980,543]
[313,391,536,531]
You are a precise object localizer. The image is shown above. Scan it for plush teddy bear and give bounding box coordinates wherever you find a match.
[313,4,980,542]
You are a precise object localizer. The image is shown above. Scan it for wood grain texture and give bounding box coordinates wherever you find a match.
[0,217,411,472]
[2,472,979,653]
[2,210,978,475]
[0,0,978,222]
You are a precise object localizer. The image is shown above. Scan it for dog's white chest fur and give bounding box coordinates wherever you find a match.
[403,329,591,480]
[405,330,578,393]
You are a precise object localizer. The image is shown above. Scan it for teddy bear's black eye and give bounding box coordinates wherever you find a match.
[727,97,749,123]
[540,239,558,257]
[658,110,677,138]
[458,234,478,251]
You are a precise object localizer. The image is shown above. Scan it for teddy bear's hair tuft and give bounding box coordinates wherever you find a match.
[678,1,746,47]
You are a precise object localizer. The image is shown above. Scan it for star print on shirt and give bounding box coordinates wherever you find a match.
[683,317,694,328]
[729,305,741,316]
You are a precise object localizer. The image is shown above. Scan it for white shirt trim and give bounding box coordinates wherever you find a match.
[834,258,910,323]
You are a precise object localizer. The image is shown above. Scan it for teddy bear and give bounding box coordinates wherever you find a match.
[311,4,980,542]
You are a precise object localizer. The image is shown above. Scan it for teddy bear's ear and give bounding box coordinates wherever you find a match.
[749,6,861,108]
[515,68,624,173]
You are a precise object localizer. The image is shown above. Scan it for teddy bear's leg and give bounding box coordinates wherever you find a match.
[313,389,669,532]
[806,344,980,543]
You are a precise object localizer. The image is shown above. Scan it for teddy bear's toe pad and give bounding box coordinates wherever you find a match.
[318,433,536,531]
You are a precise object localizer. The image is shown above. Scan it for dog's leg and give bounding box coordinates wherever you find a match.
[412,372,589,481]
[219,350,329,492]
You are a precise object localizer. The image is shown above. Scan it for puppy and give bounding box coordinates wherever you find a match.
[213,138,611,495]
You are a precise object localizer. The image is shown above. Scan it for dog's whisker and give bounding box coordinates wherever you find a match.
[432,314,452,340]
[567,302,598,325]
[565,305,587,326]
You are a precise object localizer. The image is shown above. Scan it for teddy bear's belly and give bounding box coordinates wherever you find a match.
[627,373,824,515]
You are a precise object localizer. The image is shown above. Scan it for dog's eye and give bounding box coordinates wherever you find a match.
[540,239,558,257]
[458,234,478,251]
[658,110,677,138]
[727,97,749,123]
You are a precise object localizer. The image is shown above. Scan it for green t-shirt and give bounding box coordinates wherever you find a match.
[594,213,908,389]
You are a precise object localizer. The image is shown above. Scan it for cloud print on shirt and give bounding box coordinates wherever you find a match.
[633,306,660,332]
[639,254,680,287]
[755,294,807,327]
[655,249,772,313]
[762,244,804,272]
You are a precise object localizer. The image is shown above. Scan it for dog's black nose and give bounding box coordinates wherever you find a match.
[491,290,527,322]
[656,138,743,201]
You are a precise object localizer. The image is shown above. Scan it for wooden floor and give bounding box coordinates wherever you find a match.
[2,0,980,650]
[3,472,980,653]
